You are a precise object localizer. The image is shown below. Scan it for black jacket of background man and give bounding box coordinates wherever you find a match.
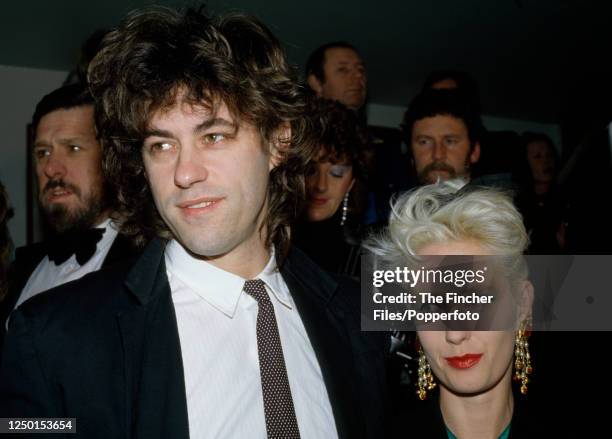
[0,233,140,357]
[0,238,388,439]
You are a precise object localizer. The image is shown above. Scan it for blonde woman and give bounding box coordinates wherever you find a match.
[367,180,548,438]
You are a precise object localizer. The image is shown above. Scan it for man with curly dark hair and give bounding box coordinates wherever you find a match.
[0,6,387,439]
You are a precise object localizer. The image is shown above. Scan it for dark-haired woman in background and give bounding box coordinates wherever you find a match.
[293,98,369,278]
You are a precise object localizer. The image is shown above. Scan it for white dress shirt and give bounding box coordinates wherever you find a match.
[165,239,338,439]
[16,218,119,310]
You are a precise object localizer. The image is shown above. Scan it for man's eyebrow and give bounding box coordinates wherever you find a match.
[58,137,86,145]
[143,129,173,138]
[33,141,48,148]
[194,117,236,133]
[144,118,237,139]
[33,137,83,148]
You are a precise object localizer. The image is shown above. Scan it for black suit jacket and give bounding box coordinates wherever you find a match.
[0,232,139,356]
[0,238,387,439]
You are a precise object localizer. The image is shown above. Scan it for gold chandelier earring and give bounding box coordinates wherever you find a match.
[417,345,437,400]
[513,320,533,395]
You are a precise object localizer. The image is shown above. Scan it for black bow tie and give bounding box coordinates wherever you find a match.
[47,228,105,266]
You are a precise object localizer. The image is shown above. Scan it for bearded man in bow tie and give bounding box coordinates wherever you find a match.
[0,83,139,349]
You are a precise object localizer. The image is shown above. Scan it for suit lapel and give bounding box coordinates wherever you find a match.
[114,241,366,439]
[281,249,365,439]
[4,243,47,303]
[3,231,136,323]
[1,244,47,342]
[102,232,140,269]
[116,238,190,439]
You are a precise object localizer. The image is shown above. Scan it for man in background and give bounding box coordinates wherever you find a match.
[0,84,138,346]
[402,89,482,186]
[306,41,367,112]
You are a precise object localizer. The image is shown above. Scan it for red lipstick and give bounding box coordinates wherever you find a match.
[445,353,483,369]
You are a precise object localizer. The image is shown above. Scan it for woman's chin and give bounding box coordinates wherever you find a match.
[440,374,492,397]
[306,208,334,222]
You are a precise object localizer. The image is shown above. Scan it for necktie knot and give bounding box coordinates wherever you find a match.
[243,279,270,304]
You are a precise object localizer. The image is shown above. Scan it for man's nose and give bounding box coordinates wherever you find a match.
[433,142,446,160]
[43,153,67,179]
[174,146,209,188]
[351,68,366,85]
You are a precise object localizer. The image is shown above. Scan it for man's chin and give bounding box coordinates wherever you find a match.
[44,213,81,234]
[42,204,98,234]
[42,201,74,217]
[422,171,453,185]
[345,98,365,111]
[179,236,235,260]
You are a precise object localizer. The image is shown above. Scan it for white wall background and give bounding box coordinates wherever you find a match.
[0,65,67,248]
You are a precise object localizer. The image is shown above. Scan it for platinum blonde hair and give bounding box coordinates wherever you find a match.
[365,179,528,265]
[365,179,532,330]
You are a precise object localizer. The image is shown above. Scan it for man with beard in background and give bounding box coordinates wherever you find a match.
[402,89,482,186]
[0,83,138,350]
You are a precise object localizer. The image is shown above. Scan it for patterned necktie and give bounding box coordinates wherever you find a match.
[243,279,301,439]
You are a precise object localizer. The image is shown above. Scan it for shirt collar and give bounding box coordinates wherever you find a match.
[257,249,293,310]
[96,218,118,248]
[164,240,293,318]
[95,218,112,229]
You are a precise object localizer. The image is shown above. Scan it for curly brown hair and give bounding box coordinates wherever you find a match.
[88,6,317,258]
[304,97,369,218]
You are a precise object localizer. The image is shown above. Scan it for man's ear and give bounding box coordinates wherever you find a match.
[269,122,292,171]
[470,141,481,164]
[307,74,323,96]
